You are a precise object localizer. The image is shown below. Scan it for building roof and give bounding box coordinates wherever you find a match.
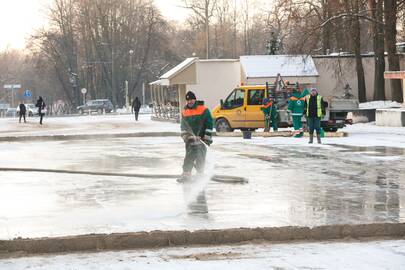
[160,57,197,80]
[240,55,319,78]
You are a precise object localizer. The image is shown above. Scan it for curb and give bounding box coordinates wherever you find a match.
[0,132,181,142]
[1,223,404,255]
[0,131,347,142]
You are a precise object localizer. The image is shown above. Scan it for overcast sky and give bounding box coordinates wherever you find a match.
[0,0,187,51]
[0,0,269,51]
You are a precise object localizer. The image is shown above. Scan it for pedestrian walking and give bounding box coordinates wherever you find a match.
[261,97,278,132]
[304,88,328,144]
[35,96,46,125]
[178,91,213,182]
[18,102,27,123]
[131,97,141,121]
[287,83,309,137]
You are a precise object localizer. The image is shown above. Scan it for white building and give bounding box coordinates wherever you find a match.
[149,55,319,121]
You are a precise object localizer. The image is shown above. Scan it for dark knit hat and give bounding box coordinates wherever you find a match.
[185,91,196,100]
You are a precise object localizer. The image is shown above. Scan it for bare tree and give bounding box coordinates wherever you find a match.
[369,0,386,100]
[182,0,218,59]
[384,0,403,102]
[30,0,174,108]
[344,0,367,102]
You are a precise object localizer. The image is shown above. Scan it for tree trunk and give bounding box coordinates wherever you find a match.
[352,0,367,102]
[322,0,331,54]
[369,0,386,100]
[384,0,403,102]
[205,5,210,59]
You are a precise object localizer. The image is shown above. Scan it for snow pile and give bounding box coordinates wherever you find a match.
[359,100,402,109]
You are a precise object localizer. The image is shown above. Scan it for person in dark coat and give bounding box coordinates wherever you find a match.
[35,96,46,125]
[304,88,328,144]
[18,102,27,123]
[131,97,141,121]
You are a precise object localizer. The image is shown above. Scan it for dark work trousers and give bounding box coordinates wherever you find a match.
[19,112,26,123]
[39,112,44,125]
[134,110,140,121]
[307,117,321,134]
[182,143,207,174]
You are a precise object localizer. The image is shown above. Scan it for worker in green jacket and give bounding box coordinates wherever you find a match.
[261,98,278,132]
[179,91,213,182]
[287,83,309,137]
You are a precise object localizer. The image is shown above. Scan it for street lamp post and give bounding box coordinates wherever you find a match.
[129,49,134,108]
[81,88,87,105]
[68,69,79,108]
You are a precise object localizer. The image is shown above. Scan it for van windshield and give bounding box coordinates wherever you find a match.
[223,89,244,109]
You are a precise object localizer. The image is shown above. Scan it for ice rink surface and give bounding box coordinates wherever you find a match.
[0,115,404,239]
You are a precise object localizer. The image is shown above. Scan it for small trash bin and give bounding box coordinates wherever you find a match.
[242,131,252,139]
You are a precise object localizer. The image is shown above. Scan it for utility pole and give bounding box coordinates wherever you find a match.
[125,80,129,109]
[142,83,146,106]
[129,49,134,103]
[111,40,115,105]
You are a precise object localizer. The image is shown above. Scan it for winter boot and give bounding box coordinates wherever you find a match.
[308,133,314,144]
[316,132,322,144]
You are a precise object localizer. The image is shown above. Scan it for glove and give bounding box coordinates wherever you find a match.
[187,135,200,143]
[202,137,212,146]
[181,133,191,143]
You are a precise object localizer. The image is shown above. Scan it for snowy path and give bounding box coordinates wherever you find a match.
[1,240,405,270]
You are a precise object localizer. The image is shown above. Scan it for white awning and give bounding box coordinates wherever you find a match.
[160,57,197,79]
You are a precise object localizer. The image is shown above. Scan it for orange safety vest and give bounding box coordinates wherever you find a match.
[261,100,273,109]
[182,105,206,117]
[289,96,306,101]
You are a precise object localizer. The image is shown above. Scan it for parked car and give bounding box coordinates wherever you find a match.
[5,108,17,118]
[0,101,10,117]
[77,99,114,114]
[16,103,38,116]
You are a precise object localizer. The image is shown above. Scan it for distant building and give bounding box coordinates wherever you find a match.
[149,54,405,121]
[397,42,405,53]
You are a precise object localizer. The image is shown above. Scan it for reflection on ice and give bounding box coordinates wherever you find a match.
[1,137,405,239]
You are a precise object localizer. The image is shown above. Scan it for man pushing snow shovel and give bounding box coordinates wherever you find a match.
[178,91,213,182]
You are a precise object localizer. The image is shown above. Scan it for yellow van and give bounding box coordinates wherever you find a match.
[212,85,271,132]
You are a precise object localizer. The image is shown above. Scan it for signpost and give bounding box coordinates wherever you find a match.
[81,88,87,105]
[23,90,32,98]
[4,84,21,107]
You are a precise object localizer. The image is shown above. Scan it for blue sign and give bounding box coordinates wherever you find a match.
[23,90,32,98]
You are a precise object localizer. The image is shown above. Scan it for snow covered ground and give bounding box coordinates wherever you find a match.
[1,114,405,148]
[0,114,179,137]
[1,240,405,270]
[359,100,403,109]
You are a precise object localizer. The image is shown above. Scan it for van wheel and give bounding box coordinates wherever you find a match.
[216,118,233,132]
